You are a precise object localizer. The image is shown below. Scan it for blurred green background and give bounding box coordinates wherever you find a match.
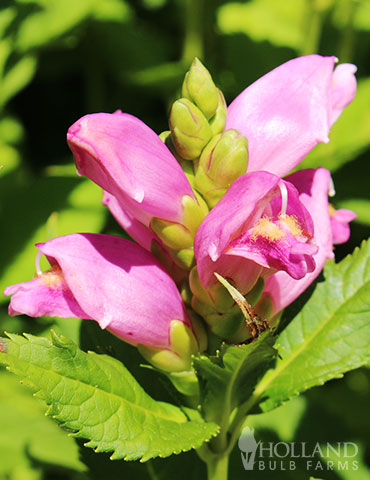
[0,0,369,479]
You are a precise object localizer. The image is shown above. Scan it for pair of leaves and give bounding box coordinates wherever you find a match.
[258,238,370,412]
[0,332,218,462]
[193,333,277,425]
[1,240,369,464]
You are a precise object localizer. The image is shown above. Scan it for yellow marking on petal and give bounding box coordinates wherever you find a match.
[250,216,285,242]
[279,214,303,237]
[328,203,336,217]
[39,266,67,290]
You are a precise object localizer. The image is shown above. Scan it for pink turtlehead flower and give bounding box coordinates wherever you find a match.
[194,171,318,294]
[259,169,356,316]
[227,55,357,177]
[330,207,357,245]
[67,111,196,227]
[4,233,190,351]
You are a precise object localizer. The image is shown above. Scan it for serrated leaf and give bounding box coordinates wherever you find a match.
[193,333,277,425]
[0,332,218,461]
[257,239,370,412]
[0,369,85,476]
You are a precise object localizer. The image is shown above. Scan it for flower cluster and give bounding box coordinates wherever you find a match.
[4,55,357,372]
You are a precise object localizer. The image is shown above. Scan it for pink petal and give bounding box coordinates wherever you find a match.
[67,113,195,225]
[102,190,156,251]
[194,171,281,287]
[330,208,357,244]
[5,234,189,349]
[226,55,357,177]
[330,64,357,125]
[3,268,90,319]
[262,168,333,315]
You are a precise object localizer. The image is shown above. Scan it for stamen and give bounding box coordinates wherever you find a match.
[278,181,288,217]
[328,177,336,197]
[35,250,43,276]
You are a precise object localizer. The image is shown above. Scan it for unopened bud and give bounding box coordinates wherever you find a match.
[205,306,244,338]
[187,309,208,353]
[176,247,195,270]
[151,194,208,252]
[209,89,227,136]
[194,129,248,207]
[245,277,265,307]
[138,320,199,372]
[169,98,212,160]
[181,194,209,236]
[189,266,234,313]
[182,58,219,120]
[151,218,194,250]
[160,130,195,185]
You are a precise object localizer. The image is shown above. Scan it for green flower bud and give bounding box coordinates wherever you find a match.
[181,193,209,236]
[187,308,208,353]
[175,247,195,270]
[209,89,227,136]
[138,320,199,372]
[254,295,273,321]
[194,129,248,207]
[167,371,199,396]
[150,194,208,254]
[189,266,234,313]
[160,130,195,185]
[169,98,212,160]
[245,277,265,307]
[151,218,194,250]
[204,305,244,339]
[180,280,192,306]
[182,58,219,120]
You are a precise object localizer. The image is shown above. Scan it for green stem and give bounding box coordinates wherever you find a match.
[300,0,325,55]
[182,0,204,64]
[337,0,357,63]
[206,454,229,480]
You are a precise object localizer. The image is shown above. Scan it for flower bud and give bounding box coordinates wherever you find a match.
[169,98,212,160]
[160,130,195,185]
[203,306,244,339]
[138,320,199,372]
[194,129,248,207]
[189,266,234,313]
[182,58,219,120]
[150,194,208,252]
[209,89,227,136]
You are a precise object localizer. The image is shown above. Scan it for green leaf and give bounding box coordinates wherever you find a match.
[0,54,37,108]
[15,0,93,51]
[298,78,370,172]
[257,239,370,412]
[0,369,85,477]
[0,332,218,461]
[217,0,306,50]
[0,175,106,301]
[193,333,277,425]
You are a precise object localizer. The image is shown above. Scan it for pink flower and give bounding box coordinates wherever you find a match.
[194,171,318,294]
[257,169,356,317]
[67,111,196,228]
[227,55,357,177]
[3,234,195,359]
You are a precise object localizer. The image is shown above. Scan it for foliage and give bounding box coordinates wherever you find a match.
[1,0,370,479]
